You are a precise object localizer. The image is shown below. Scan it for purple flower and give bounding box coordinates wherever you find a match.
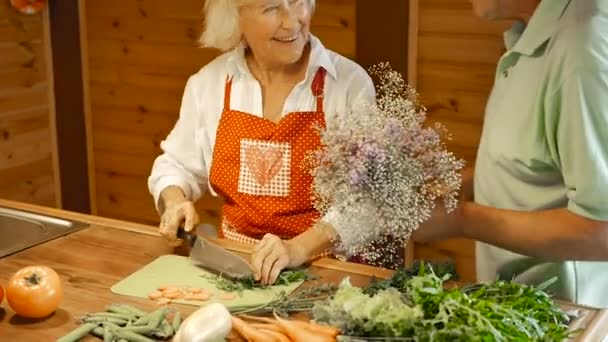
[384,118,403,138]
[348,168,367,186]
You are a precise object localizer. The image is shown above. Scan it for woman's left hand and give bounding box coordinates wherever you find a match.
[251,234,306,285]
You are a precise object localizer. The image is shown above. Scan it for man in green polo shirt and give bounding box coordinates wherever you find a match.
[414,0,608,308]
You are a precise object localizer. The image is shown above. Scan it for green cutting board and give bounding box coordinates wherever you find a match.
[111,255,304,308]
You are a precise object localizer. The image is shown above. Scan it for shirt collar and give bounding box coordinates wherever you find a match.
[504,0,571,55]
[225,34,337,81]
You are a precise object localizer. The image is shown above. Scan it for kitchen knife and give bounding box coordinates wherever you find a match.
[177,225,254,280]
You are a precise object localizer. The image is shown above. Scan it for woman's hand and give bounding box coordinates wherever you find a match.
[250,234,307,285]
[158,200,200,246]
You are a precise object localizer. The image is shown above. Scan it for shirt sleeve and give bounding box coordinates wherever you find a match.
[552,69,608,220]
[319,65,377,254]
[148,76,208,212]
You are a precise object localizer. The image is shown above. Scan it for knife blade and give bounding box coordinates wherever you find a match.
[177,225,254,280]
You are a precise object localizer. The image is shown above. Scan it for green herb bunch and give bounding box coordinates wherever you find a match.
[313,264,574,341]
[205,268,315,293]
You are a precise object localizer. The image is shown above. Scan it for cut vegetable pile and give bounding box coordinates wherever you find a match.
[312,264,575,341]
[147,285,236,305]
[57,304,181,342]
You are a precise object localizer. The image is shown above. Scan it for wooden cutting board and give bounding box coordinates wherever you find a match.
[111,254,304,308]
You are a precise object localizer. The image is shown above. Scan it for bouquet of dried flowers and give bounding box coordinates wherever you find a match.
[307,63,465,268]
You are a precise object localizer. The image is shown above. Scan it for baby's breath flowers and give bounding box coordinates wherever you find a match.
[307,63,465,269]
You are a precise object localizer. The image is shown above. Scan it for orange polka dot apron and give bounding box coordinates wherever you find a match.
[209,68,327,244]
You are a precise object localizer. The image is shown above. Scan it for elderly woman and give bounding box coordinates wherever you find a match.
[148,0,375,285]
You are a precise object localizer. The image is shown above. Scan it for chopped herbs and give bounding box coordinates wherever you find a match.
[204,268,316,293]
[313,264,574,341]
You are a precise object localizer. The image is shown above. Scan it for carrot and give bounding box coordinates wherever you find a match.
[231,316,277,342]
[273,313,336,342]
[249,323,284,333]
[291,320,340,337]
[259,329,291,342]
[226,330,247,342]
[238,314,277,324]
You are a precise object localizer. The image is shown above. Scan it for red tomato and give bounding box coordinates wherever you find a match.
[7,266,63,318]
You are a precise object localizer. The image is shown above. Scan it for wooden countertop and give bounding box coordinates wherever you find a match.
[0,199,607,341]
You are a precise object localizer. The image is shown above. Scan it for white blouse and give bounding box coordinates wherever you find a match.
[148,35,376,233]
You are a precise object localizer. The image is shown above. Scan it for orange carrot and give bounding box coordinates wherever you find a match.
[239,314,277,324]
[249,323,284,333]
[291,320,340,337]
[273,313,336,342]
[231,316,277,342]
[259,329,290,342]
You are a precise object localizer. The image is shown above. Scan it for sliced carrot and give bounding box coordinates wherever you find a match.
[220,292,237,301]
[155,298,172,306]
[148,290,164,300]
[189,287,203,294]
[184,292,210,301]
[163,290,183,299]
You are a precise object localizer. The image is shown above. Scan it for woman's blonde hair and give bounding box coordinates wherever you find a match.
[199,0,316,52]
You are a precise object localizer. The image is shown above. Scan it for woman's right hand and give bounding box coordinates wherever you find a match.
[159,200,200,246]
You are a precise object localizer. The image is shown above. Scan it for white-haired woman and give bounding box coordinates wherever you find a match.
[148,0,375,284]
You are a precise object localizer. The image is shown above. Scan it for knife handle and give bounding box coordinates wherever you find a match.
[176,227,196,247]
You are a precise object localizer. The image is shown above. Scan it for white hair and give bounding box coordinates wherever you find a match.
[199,0,316,52]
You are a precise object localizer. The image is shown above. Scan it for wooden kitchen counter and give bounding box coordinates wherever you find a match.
[0,199,607,341]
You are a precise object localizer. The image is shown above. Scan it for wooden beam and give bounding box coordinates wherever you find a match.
[355,0,409,79]
[48,0,91,213]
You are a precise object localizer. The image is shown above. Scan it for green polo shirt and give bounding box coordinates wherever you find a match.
[474,0,608,308]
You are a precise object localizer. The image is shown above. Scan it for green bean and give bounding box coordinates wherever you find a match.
[90,326,105,338]
[120,325,160,335]
[107,304,147,317]
[83,316,128,325]
[171,311,182,332]
[153,319,174,339]
[146,307,168,329]
[83,312,134,321]
[56,323,96,342]
[103,326,114,342]
[100,321,123,331]
[113,330,156,342]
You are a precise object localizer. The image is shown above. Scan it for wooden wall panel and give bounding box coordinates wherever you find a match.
[83,0,356,226]
[0,3,58,207]
[412,0,511,281]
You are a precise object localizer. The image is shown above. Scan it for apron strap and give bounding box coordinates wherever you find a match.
[311,67,327,113]
[223,75,233,112]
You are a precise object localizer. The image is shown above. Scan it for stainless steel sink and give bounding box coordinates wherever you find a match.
[0,206,88,258]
